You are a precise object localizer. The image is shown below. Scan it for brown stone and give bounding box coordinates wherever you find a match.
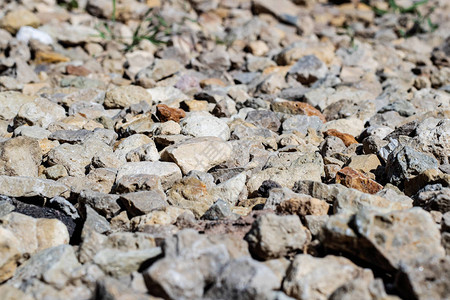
[271,100,326,123]
[200,78,227,88]
[156,104,186,123]
[324,129,358,147]
[336,167,383,194]
[180,100,209,112]
[277,195,330,216]
[66,65,91,76]
[35,51,70,64]
[262,65,291,76]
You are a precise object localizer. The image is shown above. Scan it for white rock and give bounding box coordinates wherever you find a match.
[164,137,233,174]
[16,26,53,45]
[180,112,230,140]
[116,162,182,189]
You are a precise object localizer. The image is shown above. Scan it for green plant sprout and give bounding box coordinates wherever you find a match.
[371,0,439,37]
[94,0,171,52]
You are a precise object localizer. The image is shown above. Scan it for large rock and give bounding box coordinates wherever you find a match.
[245,213,310,260]
[0,212,70,256]
[119,191,168,217]
[104,85,152,109]
[180,112,230,140]
[411,118,450,164]
[0,176,69,198]
[204,257,279,300]
[321,208,445,272]
[0,137,42,177]
[116,161,182,190]
[14,97,66,129]
[0,91,34,120]
[385,145,439,187]
[164,137,233,174]
[283,254,374,300]
[143,229,230,299]
[9,245,81,290]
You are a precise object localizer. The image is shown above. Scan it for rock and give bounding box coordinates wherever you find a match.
[212,172,247,205]
[143,229,230,299]
[35,51,70,64]
[320,136,347,157]
[293,180,412,213]
[245,213,310,260]
[321,208,445,272]
[276,195,330,216]
[9,245,81,290]
[164,137,233,174]
[167,177,215,218]
[282,115,323,135]
[14,97,66,129]
[126,141,160,163]
[335,167,383,194]
[119,191,168,217]
[204,257,279,300]
[201,199,234,220]
[116,162,182,190]
[140,59,182,82]
[346,154,381,174]
[328,278,390,300]
[0,91,34,120]
[0,227,21,283]
[180,112,230,140]
[323,129,358,147]
[0,212,70,256]
[271,99,326,123]
[0,137,42,177]
[412,183,450,213]
[287,55,328,85]
[114,174,164,194]
[0,176,69,198]
[323,118,365,137]
[253,0,301,24]
[411,118,450,164]
[245,110,281,132]
[94,247,162,277]
[0,9,40,34]
[114,134,153,162]
[104,85,152,109]
[78,190,121,219]
[396,256,450,300]
[156,104,186,122]
[283,254,373,300]
[385,145,439,187]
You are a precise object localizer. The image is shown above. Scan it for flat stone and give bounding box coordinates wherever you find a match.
[156,104,186,122]
[104,85,152,109]
[0,176,69,198]
[276,194,330,216]
[119,191,168,217]
[0,91,34,120]
[324,129,358,147]
[14,97,66,129]
[164,137,233,174]
[116,162,182,190]
[336,167,383,194]
[180,112,230,140]
[272,99,326,123]
[0,137,42,177]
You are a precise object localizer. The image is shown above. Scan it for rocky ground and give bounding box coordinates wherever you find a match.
[0,0,449,299]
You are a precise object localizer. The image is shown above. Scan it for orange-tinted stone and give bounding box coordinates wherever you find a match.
[66,65,91,76]
[199,78,226,88]
[156,104,186,122]
[35,51,70,64]
[324,129,358,147]
[336,167,383,194]
[271,100,326,123]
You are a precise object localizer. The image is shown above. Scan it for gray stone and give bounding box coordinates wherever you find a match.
[412,118,450,164]
[14,97,66,129]
[204,257,279,300]
[143,229,230,299]
[94,247,162,278]
[0,91,34,120]
[245,110,281,132]
[321,208,445,272]
[287,55,328,85]
[282,115,323,135]
[13,125,51,140]
[49,129,93,144]
[378,99,416,117]
[104,85,152,109]
[386,145,439,186]
[82,205,111,236]
[48,196,79,219]
[201,199,234,220]
[9,245,81,290]
[0,137,42,177]
[114,174,164,194]
[119,191,168,217]
[78,190,121,219]
[245,213,310,260]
